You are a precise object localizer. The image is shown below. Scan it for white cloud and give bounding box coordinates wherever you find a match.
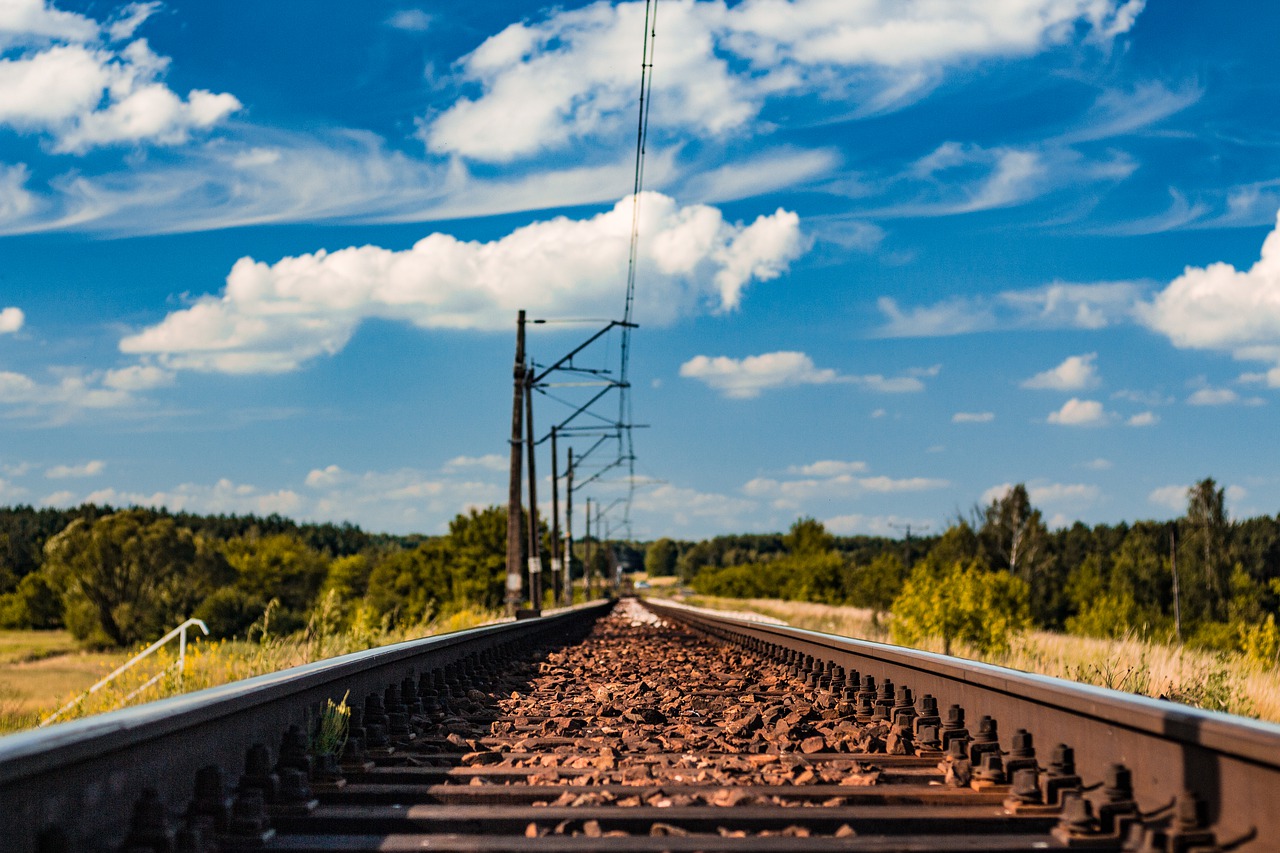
[1028,482,1100,506]
[423,0,1144,162]
[745,469,948,509]
[952,411,994,423]
[0,36,240,152]
[0,164,36,221]
[1021,353,1099,391]
[1082,458,1112,470]
[444,454,507,473]
[1138,209,1280,381]
[1127,411,1158,427]
[102,363,172,390]
[787,460,867,477]
[984,480,1099,508]
[1148,484,1187,512]
[120,193,803,374]
[106,2,161,42]
[0,306,23,333]
[680,351,932,399]
[46,459,104,479]
[1186,387,1239,406]
[680,351,839,399]
[0,368,133,414]
[876,281,1142,338]
[78,479,303,517]
[1047,397,1107,426]
[0,0,99,46]
[386,9,431,31]
[824,513,934,537]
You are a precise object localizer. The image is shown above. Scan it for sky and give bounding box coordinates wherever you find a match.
[1,0,1279,540]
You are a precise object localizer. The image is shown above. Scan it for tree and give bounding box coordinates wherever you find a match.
[1181,478,1230,623]
[43,510,231,647]
[979,485,1052,623]
[644,538,678,576]
[784,517,835,555]
[222,533,329,616]
[890,554,1031,655]
[848,552,906,620]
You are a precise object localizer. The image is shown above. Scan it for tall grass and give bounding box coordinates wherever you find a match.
[665,592,1279,722]
[0,600,502,736]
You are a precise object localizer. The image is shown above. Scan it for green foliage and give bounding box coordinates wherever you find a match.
[0,573,63,629]
[222,533,328,616]
[847,552,906,615]
[890,555,1031,655]
[193,587,268,639]
[644,538,678,576]
[784,517,835,555]
[42,510,233,647]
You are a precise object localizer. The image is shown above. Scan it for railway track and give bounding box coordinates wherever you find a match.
[2,598,1278,851]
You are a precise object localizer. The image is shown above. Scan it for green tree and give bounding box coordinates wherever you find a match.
[1180,478,1230,623]
[891,542,1031,655]
[784,517,835,555]
[222,533,329,616]
[644,538,678,576]
[848,551,906,620]
[43,510,231,647]
[979,485,1053,623]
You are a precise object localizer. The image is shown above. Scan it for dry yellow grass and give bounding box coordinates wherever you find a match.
[0,606,503,736]
[662,593,1279,722]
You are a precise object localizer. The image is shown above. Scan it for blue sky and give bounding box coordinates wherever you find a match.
[2,0,1279,538]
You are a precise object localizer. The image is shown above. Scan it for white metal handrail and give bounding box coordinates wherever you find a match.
[39,618,210,727]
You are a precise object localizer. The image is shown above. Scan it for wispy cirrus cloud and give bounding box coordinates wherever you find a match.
[875,281,1144,338]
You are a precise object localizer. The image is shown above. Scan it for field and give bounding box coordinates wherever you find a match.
[648,589,1280,722]
[0,607,502,736]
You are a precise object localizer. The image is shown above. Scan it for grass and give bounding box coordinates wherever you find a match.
[0,603,503,737]
[655,591,1280,723]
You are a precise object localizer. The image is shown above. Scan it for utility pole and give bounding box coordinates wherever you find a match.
[550,426,561,607]
[1171,525,1182,642]
[564,448,574,607]
[505,310,526,617]
[585,498,593,600]
[524,369,541,614]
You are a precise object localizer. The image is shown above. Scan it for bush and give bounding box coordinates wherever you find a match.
[891,557,1031,655]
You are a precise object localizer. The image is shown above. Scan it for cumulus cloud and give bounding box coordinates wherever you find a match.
[0,23,240,152]
[0,0,99,46]
[103,363,172,390]
[77,479,303,517]
[952,411,994,423]
[1047,397,1107,426]
[0,306,23,333]
[119,193,804,373]
[876,281,1142,338]
[680,351,838,399]
[1022,353,1099,391]
[424,0,1144,162]
[46,459,104,479]
[1148,484,1187,512]
[1186,387,1239,406]
[824,513,934,537]
[679,351,932,398]
[984,480,1099,508]
[444,454,507,472]
[787,460,867,477]
[1138,209,1280,383]
[0,368,133,415]
[1082,458,1112,470]
[1127,411,1158,427]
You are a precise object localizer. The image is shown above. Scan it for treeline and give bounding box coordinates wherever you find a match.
[0,504,513,648]
[665,479,1280,661]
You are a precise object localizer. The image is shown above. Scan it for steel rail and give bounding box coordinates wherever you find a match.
[644,598,1279,850]
[0,601,612,852]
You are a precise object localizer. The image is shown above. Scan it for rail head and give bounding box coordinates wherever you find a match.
[644,597,1280,848]
[0,600,613,851]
